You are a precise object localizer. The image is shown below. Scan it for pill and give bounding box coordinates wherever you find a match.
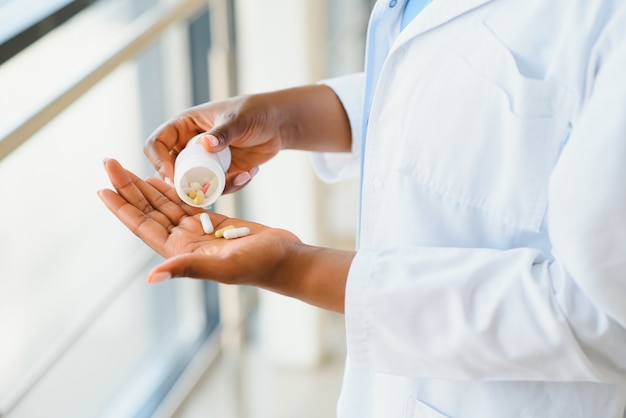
[214,225,235,238]
[183,177,214,206]
[200,212,214,234]
[193,192,205,205]
[223,227,250,240]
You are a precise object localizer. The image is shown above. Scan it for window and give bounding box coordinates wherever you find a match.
[0,1,222,416]
[0,0,97,65]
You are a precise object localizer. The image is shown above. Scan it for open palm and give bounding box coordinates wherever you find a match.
[97,158,301,287]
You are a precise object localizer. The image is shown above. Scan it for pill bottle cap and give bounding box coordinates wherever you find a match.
[173,134,231,208]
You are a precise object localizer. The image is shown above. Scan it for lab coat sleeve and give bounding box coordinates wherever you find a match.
[309,72,365,183]
[345,16,626,384]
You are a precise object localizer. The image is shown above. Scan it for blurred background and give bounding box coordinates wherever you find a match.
[0,0,374,417]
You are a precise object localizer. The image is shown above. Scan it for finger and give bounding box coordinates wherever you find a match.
[147,254,202,283]
[147,253,240,284]
[198,133,221,151]
[103,159,178,232]
[123,169,189,226]
[224,165,260,194]
[144,176,202,218]
[144,135,176,181]
[97,188,169,255]
[104,159,153,212]
[199,105,248,151]
[233,165,260,187]
[144,177,231,230]
[144,122,189,180]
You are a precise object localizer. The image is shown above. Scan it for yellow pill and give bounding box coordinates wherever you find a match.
[188,191,197,199]
[214,225,235,238]
[193,192,205,205]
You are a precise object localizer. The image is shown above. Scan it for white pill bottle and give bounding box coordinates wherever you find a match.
[174,133,231,208]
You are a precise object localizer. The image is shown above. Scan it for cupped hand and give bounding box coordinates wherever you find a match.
[97,158,301,292]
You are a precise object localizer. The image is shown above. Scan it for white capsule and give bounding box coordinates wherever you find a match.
[200,212,214,234]
[223,226,250,239]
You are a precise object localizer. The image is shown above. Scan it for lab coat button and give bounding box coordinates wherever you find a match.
[389,0,397,7]
[372,177,384,190]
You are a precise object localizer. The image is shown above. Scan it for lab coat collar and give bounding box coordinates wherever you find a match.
[395,0,498,45]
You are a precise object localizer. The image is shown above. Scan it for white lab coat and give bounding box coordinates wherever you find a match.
[313,0,626,417]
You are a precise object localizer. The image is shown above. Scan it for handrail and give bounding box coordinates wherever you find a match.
[0,0,209,162]
[0,0,210,414]
[0,249,157,415]
[0,0,99,65]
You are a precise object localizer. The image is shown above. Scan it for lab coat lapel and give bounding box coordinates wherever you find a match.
[395,0,498,44]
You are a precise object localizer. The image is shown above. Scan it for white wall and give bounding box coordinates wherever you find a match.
[232,0,330,368]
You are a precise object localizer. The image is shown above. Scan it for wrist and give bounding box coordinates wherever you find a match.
[280,242,354,313]
[262,85,352,152]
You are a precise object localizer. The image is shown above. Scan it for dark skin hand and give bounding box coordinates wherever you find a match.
[143,84,352,194]
[97,158,354,313]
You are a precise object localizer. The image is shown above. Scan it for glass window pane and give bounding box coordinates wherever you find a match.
[0,0,134,138]
[0,0,216,416]
[0,49,148,407]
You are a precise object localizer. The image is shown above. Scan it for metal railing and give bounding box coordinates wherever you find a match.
[0,0,228,415]
[0,0,209,162]
[0,0,247,414]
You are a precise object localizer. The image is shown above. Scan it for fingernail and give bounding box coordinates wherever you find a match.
[249,166,260,178]
[201,134,219,147]
[164,177,174,187]
[148,272,171,284]
[233,171,251,187]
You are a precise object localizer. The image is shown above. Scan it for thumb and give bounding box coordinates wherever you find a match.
[198,108,251,151]
[198,122,240,153]
[147,253,214,284]
[198,132,223,153]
